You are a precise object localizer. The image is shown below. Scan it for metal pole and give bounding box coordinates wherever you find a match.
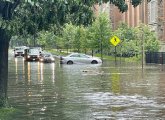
[101,39,103,62]
[115,46,117,65]
[141,1,145,69]
[161,52,163,71]
[100,1,103,62]
[142,30,144,69]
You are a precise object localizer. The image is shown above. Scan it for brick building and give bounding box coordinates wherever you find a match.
[156,0,165,43]
[148,0,165,50]
[94,0,165,43]
[110,0,148,29]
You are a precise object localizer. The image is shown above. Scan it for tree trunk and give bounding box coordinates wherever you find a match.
[0,0,20,108]
[0,28,10,108]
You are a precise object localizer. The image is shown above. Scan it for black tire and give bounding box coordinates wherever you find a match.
[67,61,73,64]
[91,60,98,64]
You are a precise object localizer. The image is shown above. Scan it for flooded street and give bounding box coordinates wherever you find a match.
[7,53,165,120]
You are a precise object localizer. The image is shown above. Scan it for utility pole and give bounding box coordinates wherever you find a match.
[141,28,144,69]
[100,1,103,62]
[141,1,145,69]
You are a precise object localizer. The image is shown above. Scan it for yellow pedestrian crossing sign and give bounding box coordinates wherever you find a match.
[110,36,121,46]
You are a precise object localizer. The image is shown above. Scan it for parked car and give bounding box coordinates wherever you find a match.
[39,53,55,63]
[60,53,102,64]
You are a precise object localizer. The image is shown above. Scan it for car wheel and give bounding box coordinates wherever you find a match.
[91,60,98,64]
[67,61,73,64]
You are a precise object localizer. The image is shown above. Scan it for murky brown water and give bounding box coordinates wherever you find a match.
[7,54,165,120]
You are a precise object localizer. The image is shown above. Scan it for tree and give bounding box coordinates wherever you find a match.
[113,23,160,57]
[88,13,112,57]
[0,0,150,108]
[61,23,77,53]
[0,0,20,108]
[79,26,89,53]
[136,24,160,52]
[113,23,138,57]
[0,0,95,107]
[37,31,56,48]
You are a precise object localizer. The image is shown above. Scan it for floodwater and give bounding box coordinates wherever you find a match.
[7,54,165,120]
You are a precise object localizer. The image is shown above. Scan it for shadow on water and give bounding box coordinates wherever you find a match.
[6,57,165,120]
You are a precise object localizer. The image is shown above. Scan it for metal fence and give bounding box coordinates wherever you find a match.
[145,52,165,64]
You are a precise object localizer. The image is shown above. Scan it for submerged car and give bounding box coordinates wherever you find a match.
[39,53,55,63]
[60,53,102,64]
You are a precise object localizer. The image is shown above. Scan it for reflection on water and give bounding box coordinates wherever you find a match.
[111,69,120,94]
[84,92,165,119]
[17,61,56,85]
[7,58,165,120]
[8,58,57,120]
[14,57,25,84]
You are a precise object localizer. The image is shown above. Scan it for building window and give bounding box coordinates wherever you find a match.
[150,1,156,23]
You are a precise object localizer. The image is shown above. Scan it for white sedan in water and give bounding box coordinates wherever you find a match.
[60,53,102,64]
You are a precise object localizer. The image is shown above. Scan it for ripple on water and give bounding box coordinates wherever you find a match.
[83,92,165,119]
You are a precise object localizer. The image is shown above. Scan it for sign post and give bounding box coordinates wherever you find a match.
[110,36,121,65]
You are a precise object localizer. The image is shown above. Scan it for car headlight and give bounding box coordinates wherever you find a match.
[51,58,55,61]
[27,55,30,58]
[40,58,43,61]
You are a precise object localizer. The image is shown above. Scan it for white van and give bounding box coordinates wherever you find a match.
[14,46,28,57]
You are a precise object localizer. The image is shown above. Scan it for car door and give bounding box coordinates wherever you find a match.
[69,54,81,63]
[79,54,91,64]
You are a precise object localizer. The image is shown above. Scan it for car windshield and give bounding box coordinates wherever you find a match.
[44,54,51,57]
[29,49,40,54]
[15,47,23,50]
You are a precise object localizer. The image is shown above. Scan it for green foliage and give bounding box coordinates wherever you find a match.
[113,23,139,57]
[2,0,157,57]
[10,36,27,47]
[136,24,160,52]
[0,108,16,119]
[11,0,95,36]
[59,23,89,53]
[114,23,160,57]
[54,13,112,54]
[61,23,78,50]
[97,0,151,12]
[79,26,89,53]
[35,15,159,59]
[87,13,112,53]
[37,31,56,48]
[0,0,150,38]
[131,0,142,7]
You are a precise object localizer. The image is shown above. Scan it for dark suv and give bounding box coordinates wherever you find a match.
[24,48,41,61]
